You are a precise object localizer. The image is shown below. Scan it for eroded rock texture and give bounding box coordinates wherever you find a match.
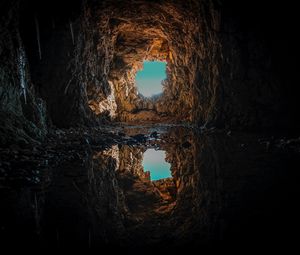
[1,0,299,142]
[76,0,298,128]
[0,0,47,146]
[76,0,220,123]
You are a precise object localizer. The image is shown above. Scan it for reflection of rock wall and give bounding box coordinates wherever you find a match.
[118,145,149,181]
[99,145,120,170]
[165,130,223,244]
[117,144,177,200]
[89,150,128,243]
[149,127,224,245]
[2,127,296,246]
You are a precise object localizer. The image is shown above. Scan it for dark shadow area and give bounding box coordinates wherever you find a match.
[1,0,299,251]
[1,126,299,249]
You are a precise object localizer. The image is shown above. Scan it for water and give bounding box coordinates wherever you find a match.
[142,149,171,181]
[0,126,298,248]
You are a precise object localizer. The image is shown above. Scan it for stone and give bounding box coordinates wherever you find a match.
[182,141,191,148]
[150,131,159,138]
[132,134,147,143]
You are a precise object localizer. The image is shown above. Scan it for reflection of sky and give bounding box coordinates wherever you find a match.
[136,61,167,97]
[142,149,171,181]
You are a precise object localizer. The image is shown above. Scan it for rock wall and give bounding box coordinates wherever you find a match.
[79,0,297,130]
[19,0,94,128]
[80,0,211,123]
[1,0,299,143]
[0,0,47,146]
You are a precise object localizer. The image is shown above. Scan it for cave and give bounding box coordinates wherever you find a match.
[1,0,300,251]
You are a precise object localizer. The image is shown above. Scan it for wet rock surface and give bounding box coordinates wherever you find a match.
[1,125,299,249]
[1,0,300,251]
[1,0,300,147]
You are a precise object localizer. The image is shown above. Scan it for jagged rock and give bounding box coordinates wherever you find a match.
[150,131,158,138]
[1,0,300,145]
[0,1,300,248]
[182,141,191,148]
[132,134,147,143]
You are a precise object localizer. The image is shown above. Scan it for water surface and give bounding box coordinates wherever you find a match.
[0,126,298,248]
[142,149,171,181]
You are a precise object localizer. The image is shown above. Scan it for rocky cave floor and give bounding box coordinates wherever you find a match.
[1,0,300,249]
[1,124,300,248]
[1,125,300,181]
[0,124,185,184]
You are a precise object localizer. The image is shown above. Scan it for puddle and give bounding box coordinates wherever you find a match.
[142,149,171,181]
[1,126,297,247]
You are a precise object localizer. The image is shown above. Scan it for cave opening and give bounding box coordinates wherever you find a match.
[142,148,171,181]
[107,31,177,123]
[1,0,299,249]
[135,60,167,98]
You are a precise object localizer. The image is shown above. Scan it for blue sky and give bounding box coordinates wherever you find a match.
[142,149,171,181]
[136,61,167,97]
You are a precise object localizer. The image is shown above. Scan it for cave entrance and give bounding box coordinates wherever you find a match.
[136,61,167,98]
[142,149,171,181]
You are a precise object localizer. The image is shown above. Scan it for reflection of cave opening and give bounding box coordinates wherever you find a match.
[142,149,171,181]
[136,61,167,98]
